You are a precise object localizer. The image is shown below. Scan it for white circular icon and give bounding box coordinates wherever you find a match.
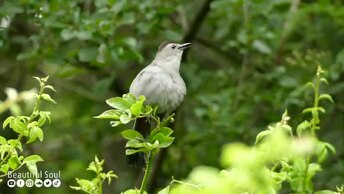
[7,179,16,188]
[44,179,52,187]
[52,179,61,187]
[35,179,43,187]
[26,179,34,187]
[17,179,25,187]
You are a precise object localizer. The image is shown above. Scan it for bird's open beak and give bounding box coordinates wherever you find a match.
[178,43,192,50]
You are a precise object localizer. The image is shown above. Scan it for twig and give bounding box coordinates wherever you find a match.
[147,0,214,192]
[182,0,214,61]
[233,0,251,108]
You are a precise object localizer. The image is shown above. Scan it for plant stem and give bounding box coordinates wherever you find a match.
[311,72,320,136]
[140,150,154,194]
[302,67,321,192]
[0,82,45,169]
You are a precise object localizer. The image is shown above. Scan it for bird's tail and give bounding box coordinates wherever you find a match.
[126,117,150,168]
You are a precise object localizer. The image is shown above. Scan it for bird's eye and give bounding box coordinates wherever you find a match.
[171,45,176,49]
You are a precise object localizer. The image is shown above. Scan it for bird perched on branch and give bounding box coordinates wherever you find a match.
[128,41,191,167]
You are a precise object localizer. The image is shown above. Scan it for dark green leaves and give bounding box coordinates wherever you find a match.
[78,47,98,62]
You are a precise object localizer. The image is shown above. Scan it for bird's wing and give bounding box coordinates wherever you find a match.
[129,65,170,98]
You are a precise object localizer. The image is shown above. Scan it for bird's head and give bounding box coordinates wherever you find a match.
[155,41,191,62]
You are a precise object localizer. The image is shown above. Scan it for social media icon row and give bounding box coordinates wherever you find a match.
[7,179,61,188]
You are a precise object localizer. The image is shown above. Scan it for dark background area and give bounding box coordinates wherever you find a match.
[0,0,343,193]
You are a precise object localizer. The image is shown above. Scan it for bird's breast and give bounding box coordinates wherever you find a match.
[129,68,186,113]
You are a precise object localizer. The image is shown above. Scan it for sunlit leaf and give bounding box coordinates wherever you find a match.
[106,97,132,111]
[41,94,57,104]
[121,129,144,140]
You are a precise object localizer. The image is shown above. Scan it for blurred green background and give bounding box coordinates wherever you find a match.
[0,0,343,193]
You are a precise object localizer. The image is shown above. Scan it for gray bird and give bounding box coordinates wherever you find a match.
[128,41,191,166]
[130,41,190,113]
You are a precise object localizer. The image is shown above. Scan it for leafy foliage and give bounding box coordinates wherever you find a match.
[70,156,117,194]
[0,76,55,181]
[166,66,339,194]
[95,94,175,194]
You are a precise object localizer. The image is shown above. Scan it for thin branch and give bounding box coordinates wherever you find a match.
[182,0,214,61]
[233,0,251,108]
[147,0,214,192]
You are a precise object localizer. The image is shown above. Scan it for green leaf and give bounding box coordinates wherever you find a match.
[70,178,95,192]
[94,110,122,119]
[25,162,39,176]
[324,142,336,154]
[296,121,311,137]
[105,171,117,184]
[307,163,322,178]
[27,121,38,129]
[40,111,51,124]
[27,127,44,143]
[316,142,328,163]
[37,116,46,127]
[119,114,131,124]
[318,94,334,103]
[8,156,21,170]
[125,139,145,148]
[33,76,41,83]
[11,120,27,135]
[78,47,98,62]
[145,105,153,114]
[2,116,15,129]
[151,127,173,137]
[125,148,144,155]
[110,121,121,127]
[23,155,44,163]
[150,133,174,148]
[76,31,93,40]
[124,93,137,104]
[41,76,49,82]
[61,29,75,41]
[314,190,338,194]
[144,141,160,150]
[8,139,22,151]
[255,130,271,144]
[252,39,272,54]
[41,93,57,104]
[319,78,329,85]
[23,155,43,176]
[0,164,9,173]
[318,107,325,113]
[221,143,251,167]
[130,101,144,116]
[159,127,173,136]
[0,136,6,145]
[302,107,313,114]
[121,129,144,140]
[106,97,132,111]
[122,189,148,194]
[44,85,57,92]
[305,82,315,90]
[157,186,170,194]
